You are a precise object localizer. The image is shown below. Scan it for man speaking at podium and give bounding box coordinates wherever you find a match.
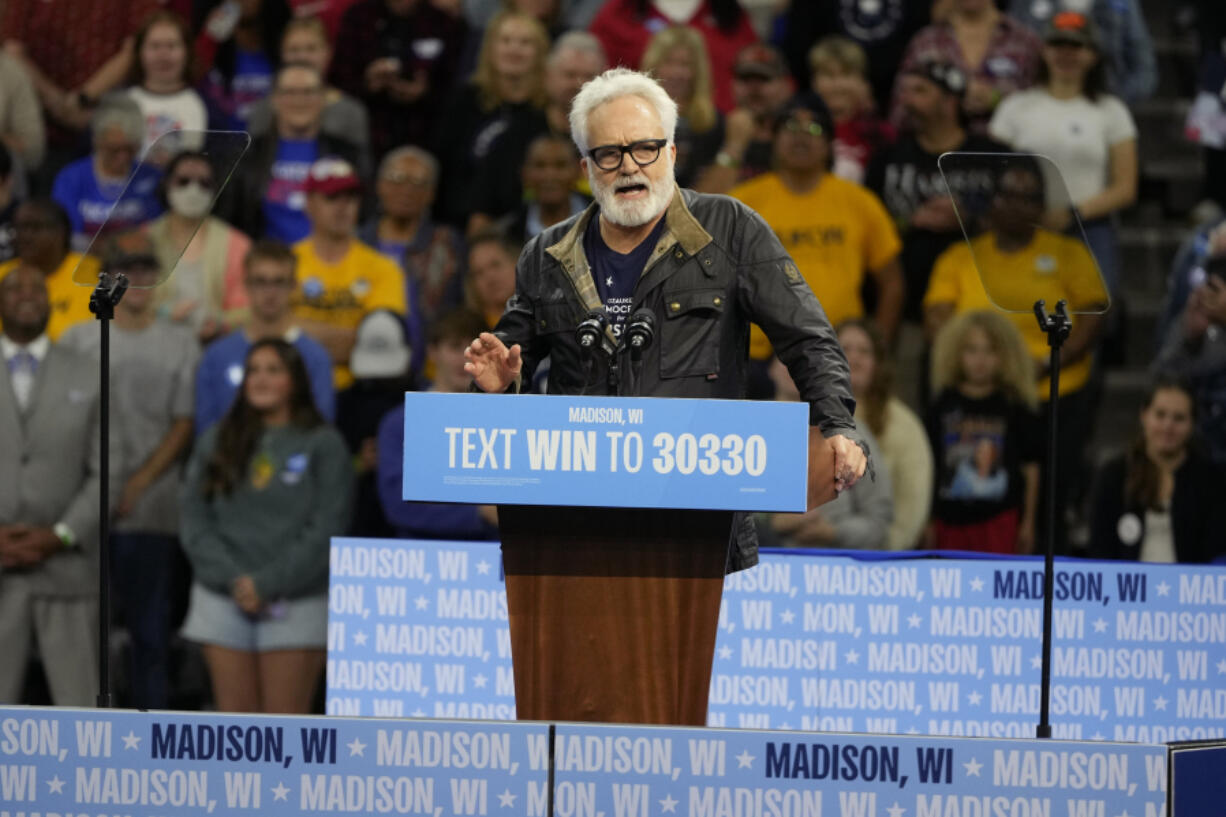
[463,68,868,724]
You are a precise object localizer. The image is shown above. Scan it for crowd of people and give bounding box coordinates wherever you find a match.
[0,0,1224,713]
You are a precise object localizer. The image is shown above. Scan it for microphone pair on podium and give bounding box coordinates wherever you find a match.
[576,308,656,361]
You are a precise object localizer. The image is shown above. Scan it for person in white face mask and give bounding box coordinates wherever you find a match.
[148,149,253,343]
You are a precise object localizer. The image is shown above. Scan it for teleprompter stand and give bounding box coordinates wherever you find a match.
[88,271,128,709]
[1033,298,1071,739]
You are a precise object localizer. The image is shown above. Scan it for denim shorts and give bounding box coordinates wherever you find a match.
[180,583,327,652]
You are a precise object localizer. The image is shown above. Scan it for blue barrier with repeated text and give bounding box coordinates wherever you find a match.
[400,393,809,512]
[328,540,1226,745]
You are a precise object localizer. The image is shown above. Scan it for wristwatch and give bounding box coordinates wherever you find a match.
[53,522,77,549]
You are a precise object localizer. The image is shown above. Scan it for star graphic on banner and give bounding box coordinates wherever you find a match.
[887,801,907,817]
[1156,581,1171,597]
[272,782,290,801]
[474,674,489,688]
[606,276,614,287]
[718,646,733,660]
[780,609,795,624]
[348,737,366,757]
[1153,696,1168,711]
[736,749,755,769]
[1030,655,1043,669]
[969,577,985,592]
[1091,732,1105,740]
[660,793,679,813]
[1218,658,1226,675]
[415,595,429,610]
[476,560,492,575]
[1093,619,1108,634]
[353,630,368,646]
[905,728,919,735]
[122,731,141,750]
[844,649,860,665]
[1115,810,1133,817]
[412,709,426,717]
[778,722,791,730]
[907,613,922,629]
[498,789,517,807]
[47,775,65,794]
[963,758,983,777]
[967,691,983,706]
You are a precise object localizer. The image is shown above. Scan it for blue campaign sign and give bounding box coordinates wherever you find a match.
[400,392,809,512]
[327,538,1226,744]
[551,723,1167,817]
[326,537,515,719]
[0,705,549,815]
[708,553,1226,742]
[1170,742,1226,816]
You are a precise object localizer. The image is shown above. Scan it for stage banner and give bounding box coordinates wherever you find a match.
[326,537,514,720]
[327,539,1226,742]
[551,723,1168,817]
[0,705,549,815]
[707,555,1226,742]
[400,392,809,512]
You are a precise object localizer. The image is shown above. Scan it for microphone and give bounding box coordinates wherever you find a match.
[625,309,656,361]
[575,309,608,352]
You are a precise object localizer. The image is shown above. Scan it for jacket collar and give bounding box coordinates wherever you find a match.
[544,186,714,315]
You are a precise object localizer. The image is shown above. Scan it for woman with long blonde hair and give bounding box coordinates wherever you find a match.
[436,10,551,227]
[640,26,723,188]
[927,310,1041,554]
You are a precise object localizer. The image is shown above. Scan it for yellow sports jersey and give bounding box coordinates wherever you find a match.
[292,239,407,389]
[730,172,901,359]
[0,253,98,341]
[924,229,1107,398]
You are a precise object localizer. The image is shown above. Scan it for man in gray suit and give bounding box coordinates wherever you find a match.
[0,264,102,705]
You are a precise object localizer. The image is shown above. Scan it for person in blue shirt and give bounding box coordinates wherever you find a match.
[377,307,499,540]
[52,97,162,252]
[195,240,334,435]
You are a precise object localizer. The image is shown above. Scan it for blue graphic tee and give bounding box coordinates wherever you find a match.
[262,139,318,243]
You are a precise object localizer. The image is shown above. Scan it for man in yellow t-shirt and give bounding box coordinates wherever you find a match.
[923,163,1108,400]
[729,94,903,359]
[292,158,408,389]
[0,200,97,340]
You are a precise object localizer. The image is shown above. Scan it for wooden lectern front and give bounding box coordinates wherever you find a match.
[498,505,732,725]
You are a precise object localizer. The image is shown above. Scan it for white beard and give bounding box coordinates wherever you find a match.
[588,160,676,228]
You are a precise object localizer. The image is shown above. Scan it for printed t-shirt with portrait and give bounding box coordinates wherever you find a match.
[292,239,407,389]
[923,229,1105,398]
[730,172,901,359]
[263,138,318,243]
[51,157,162,251]
[927,386,1041,526]
[0,253,98,340]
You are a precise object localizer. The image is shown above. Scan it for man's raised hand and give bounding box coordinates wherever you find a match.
[464,332,523,393]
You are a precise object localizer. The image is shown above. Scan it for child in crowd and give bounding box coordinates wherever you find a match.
[927,310,1041,554]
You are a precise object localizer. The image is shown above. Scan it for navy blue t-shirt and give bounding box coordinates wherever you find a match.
[584,214,668,338]
[262,138,318,243]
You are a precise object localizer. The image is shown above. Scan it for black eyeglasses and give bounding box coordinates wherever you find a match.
[586,139,669,171]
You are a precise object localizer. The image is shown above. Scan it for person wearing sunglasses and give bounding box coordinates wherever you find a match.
[147,150,253,344]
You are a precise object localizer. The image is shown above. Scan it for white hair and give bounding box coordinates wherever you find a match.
[549,31,607,69]
[568,68,678,155]
[379,145,440,187]
[91,96,145,148]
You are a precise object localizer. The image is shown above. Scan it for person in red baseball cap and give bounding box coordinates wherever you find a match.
[291,156,408,392]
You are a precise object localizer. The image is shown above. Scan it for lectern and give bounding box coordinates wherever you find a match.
[400,392,823,725]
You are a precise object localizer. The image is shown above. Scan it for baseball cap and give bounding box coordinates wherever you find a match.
[305,156,362,196]
[734,44,787,80]
[903,59,967,98]
[1044,11,1099,49]
[350,309,412,379]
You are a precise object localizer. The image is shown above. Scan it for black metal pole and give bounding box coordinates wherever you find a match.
[1034,299,1070,739]
[96,313,112,708]
[90,272,126,709]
